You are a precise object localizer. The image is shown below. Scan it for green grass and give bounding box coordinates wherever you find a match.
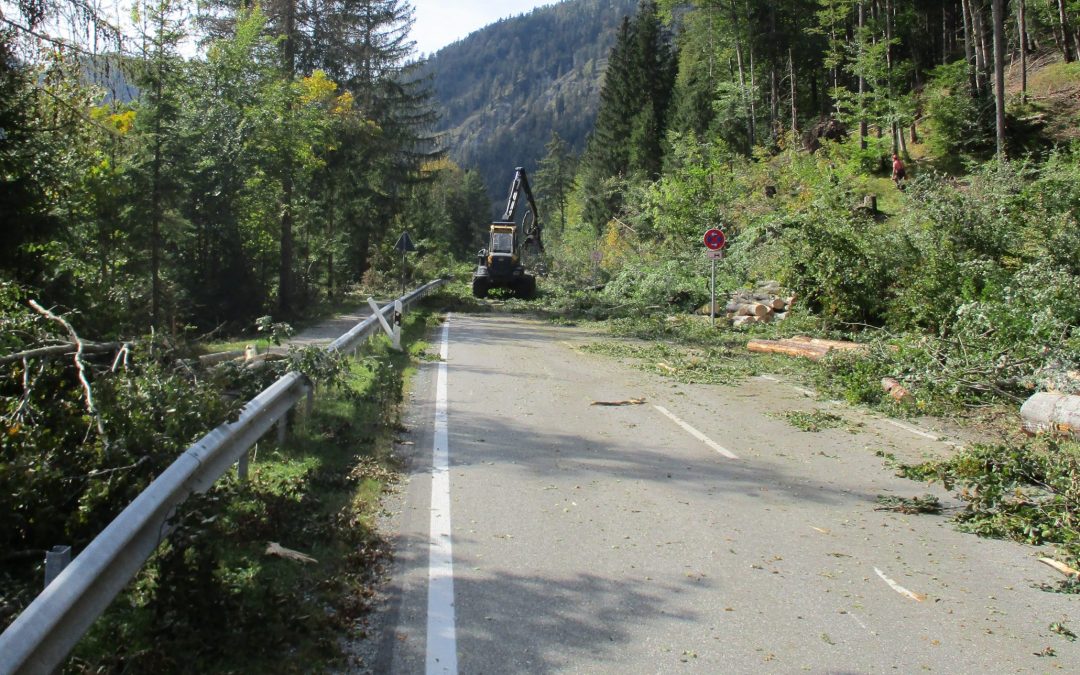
[71,306,440,672]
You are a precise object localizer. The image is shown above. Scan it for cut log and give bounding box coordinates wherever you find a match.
[747,339,830,360]
[768,298,787,311]
[198,350,245,367]
[881,377,913,403]
[734,303,763,317]
[1020,393,1080,439]
[732,316,759,327]
[773,311,788,323]
[746,336,869,361]
[788,336,870,354]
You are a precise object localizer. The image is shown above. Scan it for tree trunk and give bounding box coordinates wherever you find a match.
[1058,0,1076,61]
[991,0,1007,157]
[278,0,298,318]
[1018,0,1028,103]
[859,1,868,149]
[789,47,797,135]
[974,1,992,87]
[962,0,979,93]
[731,0,754,151]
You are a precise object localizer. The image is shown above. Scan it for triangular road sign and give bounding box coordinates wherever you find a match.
[394,231,417,252]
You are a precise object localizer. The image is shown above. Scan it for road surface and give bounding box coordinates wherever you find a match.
[363,312,1078,673]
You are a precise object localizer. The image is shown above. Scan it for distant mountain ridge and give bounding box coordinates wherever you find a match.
[423,0,638,203]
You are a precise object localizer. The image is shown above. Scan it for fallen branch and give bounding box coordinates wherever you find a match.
[28,300,106,439]
[591,398,647,406]
[1039,557,1080,578]
[0,340,125,366]
[266,542,318,564]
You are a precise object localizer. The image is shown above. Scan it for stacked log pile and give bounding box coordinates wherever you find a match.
[722,281,795,327]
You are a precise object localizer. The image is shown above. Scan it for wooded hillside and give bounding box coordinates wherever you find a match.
[423,0,636,205]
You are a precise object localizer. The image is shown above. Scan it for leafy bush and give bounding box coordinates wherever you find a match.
[923,60,994,170]
[898,439,1080,589]
[602,258,708,312]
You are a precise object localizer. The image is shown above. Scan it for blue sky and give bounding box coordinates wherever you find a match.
[410,0,556,57]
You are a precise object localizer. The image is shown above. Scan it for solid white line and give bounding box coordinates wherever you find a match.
[759,375,781,382]
[883,418,940,441]
[426,319,458,674]
[653,405,739,459]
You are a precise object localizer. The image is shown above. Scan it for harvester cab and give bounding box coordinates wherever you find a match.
[472,167,544,299]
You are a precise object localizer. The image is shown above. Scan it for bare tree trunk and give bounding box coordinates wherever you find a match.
[279,0,297,318]
[731,0,754,150]
[1057,0,1076,62]
[859,1,867,149]
[769,3,779,142]
[747,5,758,148]
[885,0,898,154]
[789,47,797,135]
[1018,0,1028,103]
[974,1,992,87]
[962,0,979,93]
[991,0,1007,157]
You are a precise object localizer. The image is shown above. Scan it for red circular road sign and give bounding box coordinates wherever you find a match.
[703,228,726,250]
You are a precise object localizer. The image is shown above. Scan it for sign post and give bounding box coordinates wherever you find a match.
[703,228,726,326]
[394,231,417,296]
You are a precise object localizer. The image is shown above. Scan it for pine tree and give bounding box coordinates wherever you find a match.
[578,1,676,230]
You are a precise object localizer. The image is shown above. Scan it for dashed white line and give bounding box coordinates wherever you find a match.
[883,418,941,441]
[426,319,458,674]
[653,405,739,459]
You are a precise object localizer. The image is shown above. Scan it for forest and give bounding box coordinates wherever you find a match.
[2,0,1080,668]
[537,0,1080,407]
[422,0,636,204]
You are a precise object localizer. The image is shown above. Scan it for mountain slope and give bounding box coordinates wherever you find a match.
[423,0,638,204]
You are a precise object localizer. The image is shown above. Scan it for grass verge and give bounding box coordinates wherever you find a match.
[66,306,439,672]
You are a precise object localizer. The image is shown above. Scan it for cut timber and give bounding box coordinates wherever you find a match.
[198,350,245,367]
[881,377,913,403]
[787,336,870,354]
[747,336,869,361]
[1020,393,1080,439]
[734,303,770,318]
[747,339,830,360]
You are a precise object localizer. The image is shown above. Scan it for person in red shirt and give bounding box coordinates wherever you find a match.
[892,153,906,188]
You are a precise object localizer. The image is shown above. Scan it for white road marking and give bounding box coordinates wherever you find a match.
[426,319,458,674]
[883,418,941,441]
[874,566,926,602]
[653,405,739,459]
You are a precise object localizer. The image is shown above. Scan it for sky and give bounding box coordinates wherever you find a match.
[410,0,557,57]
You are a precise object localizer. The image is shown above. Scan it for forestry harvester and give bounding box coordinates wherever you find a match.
[472,167,544,299]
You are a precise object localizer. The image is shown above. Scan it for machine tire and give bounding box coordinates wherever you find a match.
[517,275,537,300]
[471,277,489,298]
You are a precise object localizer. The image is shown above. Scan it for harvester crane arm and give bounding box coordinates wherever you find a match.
[502,167,543,252]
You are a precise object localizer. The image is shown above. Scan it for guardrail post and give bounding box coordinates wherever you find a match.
[238,448,249,480]
[277,417,287,446]
[44,545,72,588]
[392,300,403,351]
[306,385,315,416]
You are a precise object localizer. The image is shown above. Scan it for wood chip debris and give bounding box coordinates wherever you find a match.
[266,542,318,564]
[1039,557,1080,578]
[591,398,647,406]
[874,567,926,601]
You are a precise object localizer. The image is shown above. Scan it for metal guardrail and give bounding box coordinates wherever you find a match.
[0,278,449,674]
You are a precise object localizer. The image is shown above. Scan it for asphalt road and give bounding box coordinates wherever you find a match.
[365,312,1078,674]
